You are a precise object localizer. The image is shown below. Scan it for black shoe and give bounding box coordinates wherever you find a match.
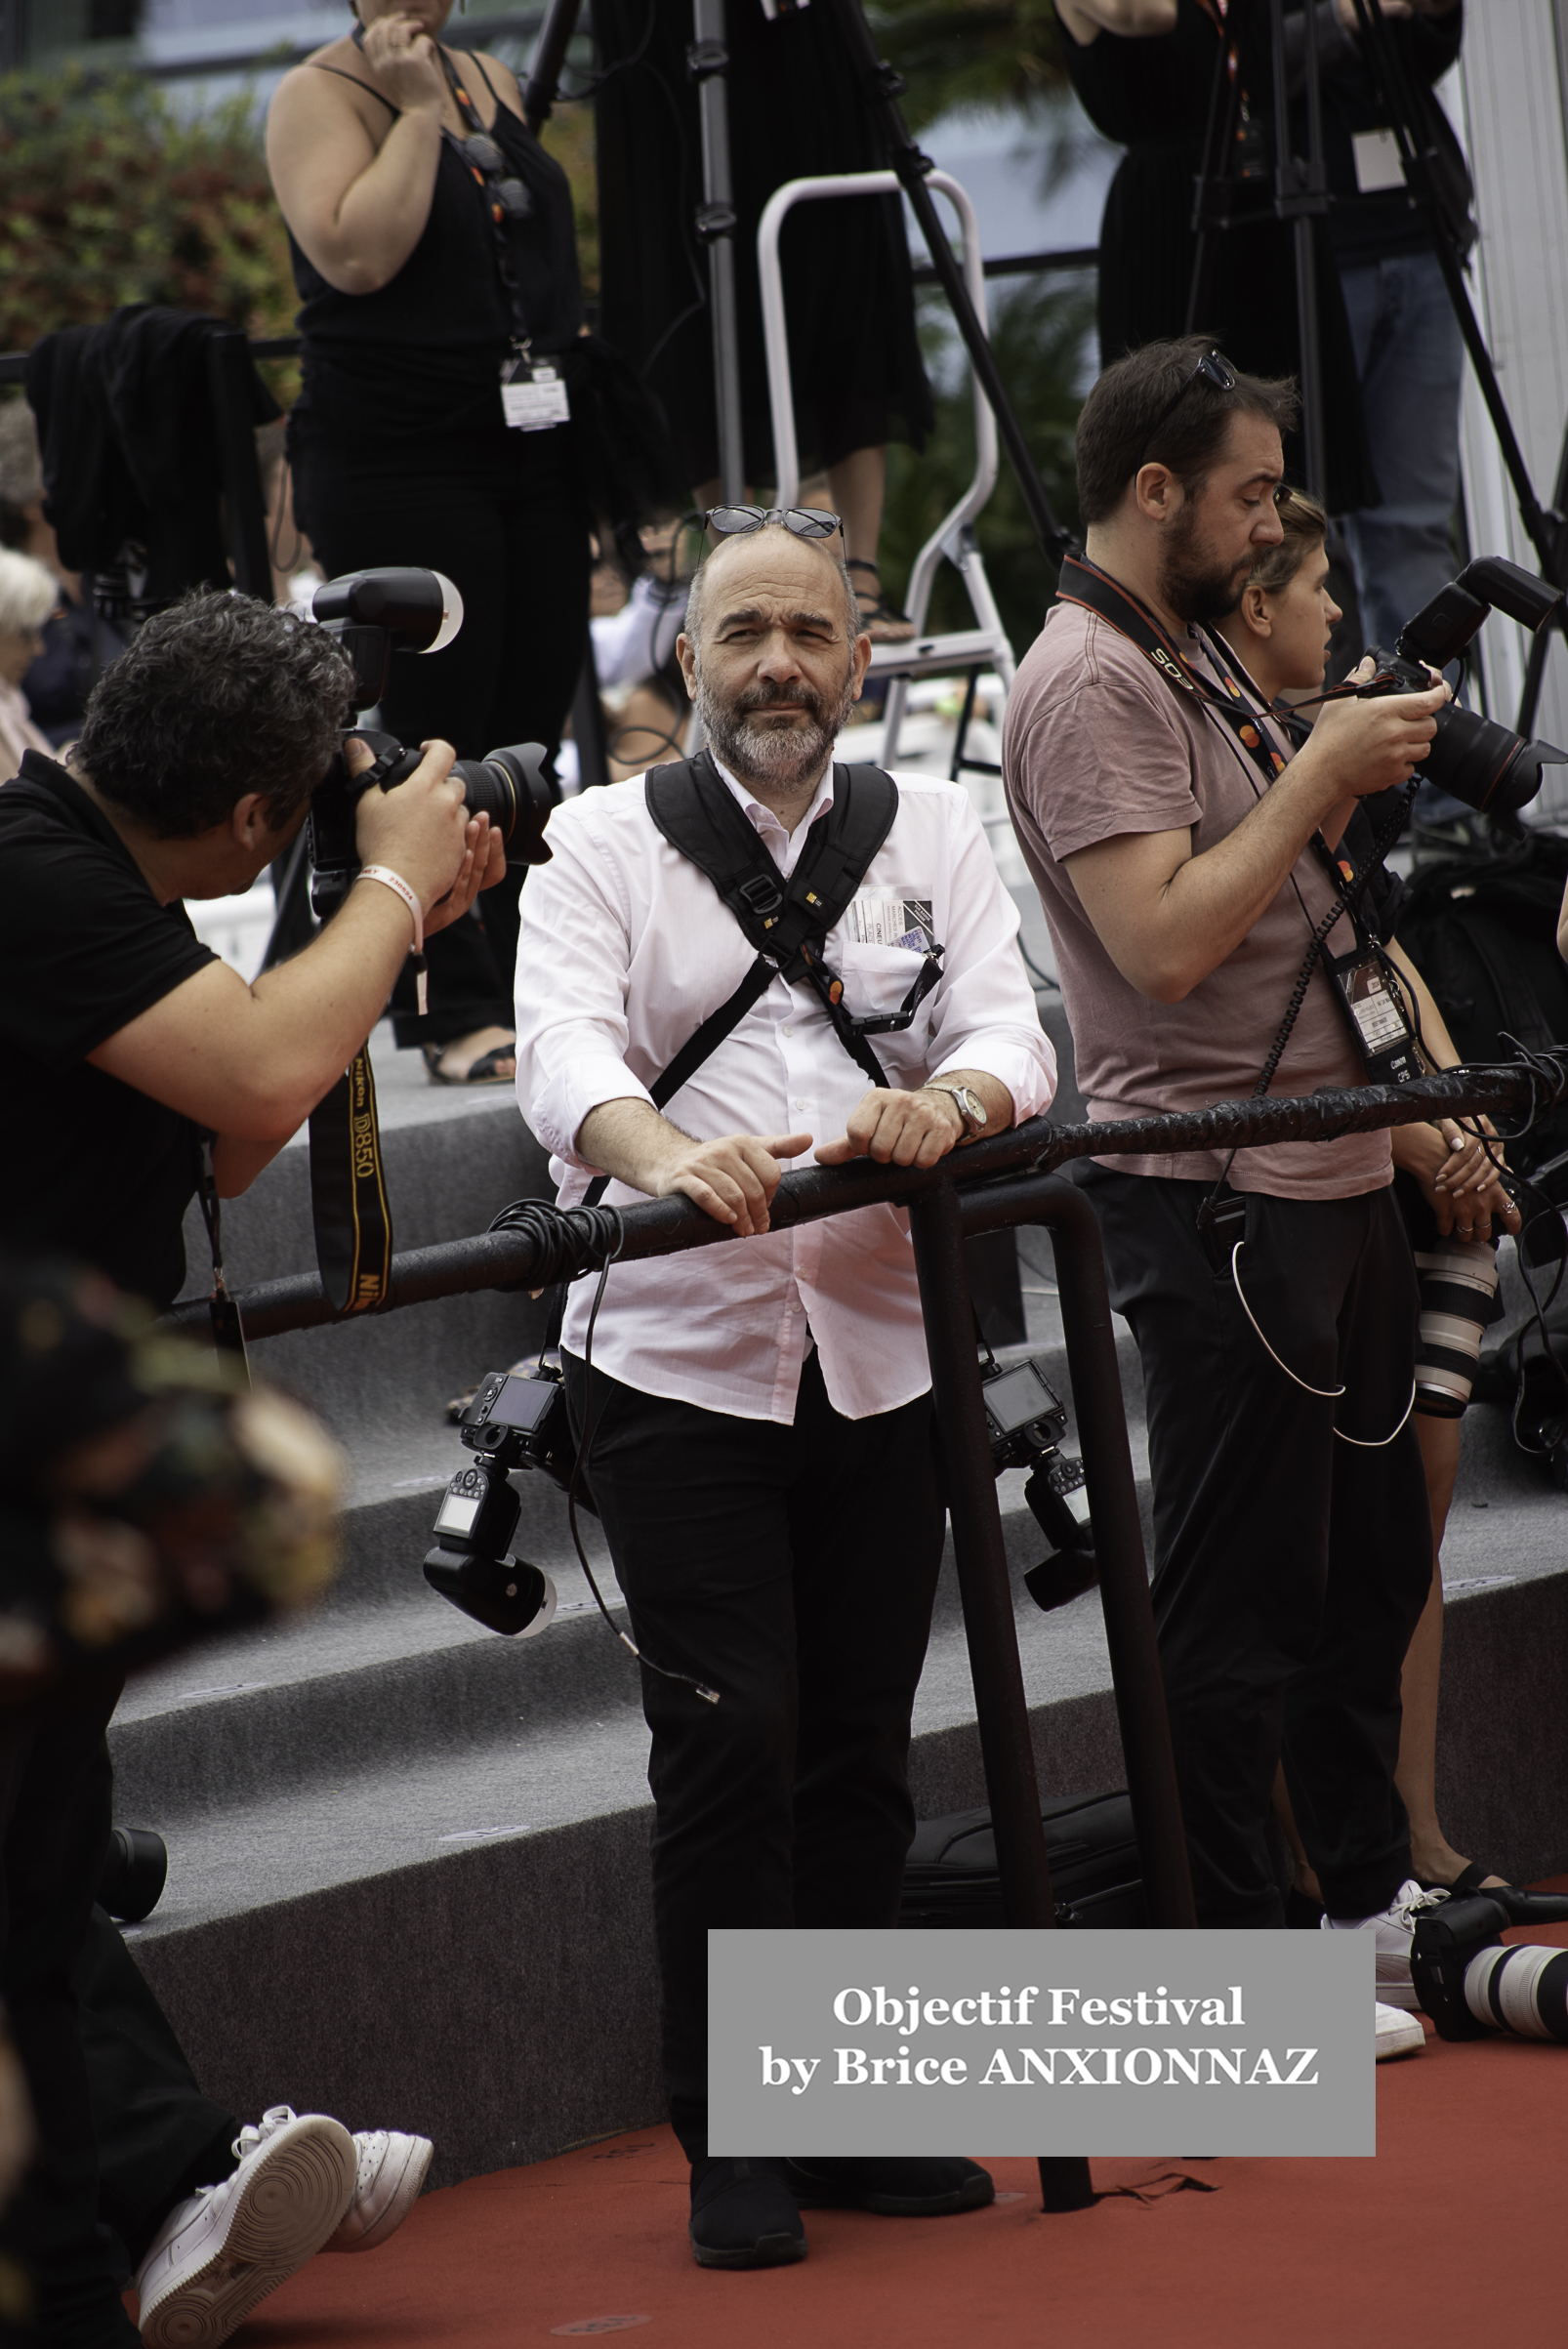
[777,2156,994,2216]
[688,2157,806,2270]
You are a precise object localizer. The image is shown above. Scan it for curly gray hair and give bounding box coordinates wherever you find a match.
[75,590,356,838]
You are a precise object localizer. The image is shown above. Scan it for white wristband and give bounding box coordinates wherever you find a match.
[357,865,428,1015]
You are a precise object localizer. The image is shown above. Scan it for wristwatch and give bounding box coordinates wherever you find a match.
[923,1081,988,1138]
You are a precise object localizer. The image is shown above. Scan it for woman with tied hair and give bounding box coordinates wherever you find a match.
[1215,485,1514,1908]
[0,548,61,783]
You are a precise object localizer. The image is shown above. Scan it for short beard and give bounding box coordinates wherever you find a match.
[1158,497,1250,628]
[693,660,856,792]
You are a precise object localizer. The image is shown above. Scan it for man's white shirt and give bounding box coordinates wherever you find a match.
[514,760,1056,1422]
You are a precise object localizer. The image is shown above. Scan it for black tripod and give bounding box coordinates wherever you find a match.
[524,0,1076,565]
[1186,0,1568,736]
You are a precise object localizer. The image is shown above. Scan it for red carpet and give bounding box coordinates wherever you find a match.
[226,1890,1568,2349]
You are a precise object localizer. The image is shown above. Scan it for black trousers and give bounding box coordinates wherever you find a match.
[75,1908,237,2273]
[563,1348,946,2160]
[292,422,592,1050]
[1079,1169,1432,1928]
[0,1678,138,2347]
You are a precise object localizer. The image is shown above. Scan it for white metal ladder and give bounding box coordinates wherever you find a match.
[756,167,1013,772]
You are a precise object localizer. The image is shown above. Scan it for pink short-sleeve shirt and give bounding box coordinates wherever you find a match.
[1002,598,1390,1199]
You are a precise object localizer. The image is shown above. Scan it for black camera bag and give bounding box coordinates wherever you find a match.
[897,1791,1144,1930]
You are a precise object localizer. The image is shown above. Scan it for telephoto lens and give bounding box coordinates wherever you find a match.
[446,743,557,861]
[1464,1941,1568,2042]
[1411,1886,1568,2039]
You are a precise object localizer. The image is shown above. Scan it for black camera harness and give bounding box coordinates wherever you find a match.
[499,749,944,1701]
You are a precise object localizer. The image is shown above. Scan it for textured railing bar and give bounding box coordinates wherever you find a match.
[164,1060,1568,1340]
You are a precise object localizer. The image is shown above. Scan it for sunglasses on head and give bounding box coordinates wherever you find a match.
[1138,348,1240,465]
[704,506,844,541]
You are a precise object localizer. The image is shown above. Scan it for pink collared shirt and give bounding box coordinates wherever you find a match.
[514,760,1056,1422]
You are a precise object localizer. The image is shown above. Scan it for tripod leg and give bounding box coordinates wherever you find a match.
[521,0,585,137]
[691,0,746,507]
[822,0,1074,568]
[1039,2156,1096,2212]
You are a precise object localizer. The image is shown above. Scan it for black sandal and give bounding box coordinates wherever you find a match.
[846,556,917,641]
[1418,1861,1509,1896]
[421,1042,516,1086]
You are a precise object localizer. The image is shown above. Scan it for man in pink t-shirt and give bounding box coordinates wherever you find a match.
[1003,338,1452,2020]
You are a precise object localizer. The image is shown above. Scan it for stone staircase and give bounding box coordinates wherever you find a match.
[113,960,1568,2190]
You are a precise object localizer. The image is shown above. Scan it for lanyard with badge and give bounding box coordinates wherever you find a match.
[1054,556,1423,1089]
[433,45,570,433]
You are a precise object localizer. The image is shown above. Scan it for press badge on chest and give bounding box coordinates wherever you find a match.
[844,891,935,953]
[1323,944,1423,1088]
[501,360,569,432]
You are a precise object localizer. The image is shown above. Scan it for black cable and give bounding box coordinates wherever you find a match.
[567,1251,722,1706]
[1018,939,1061,995]
[483,1196,720,1703]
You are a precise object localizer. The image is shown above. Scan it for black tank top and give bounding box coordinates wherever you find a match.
[288,53,584,441]
[1053,0,1221,153]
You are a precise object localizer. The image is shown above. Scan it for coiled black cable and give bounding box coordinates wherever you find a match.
[486,1197,626,1289]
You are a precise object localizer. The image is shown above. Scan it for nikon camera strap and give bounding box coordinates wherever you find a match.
[309,1043,394,1315]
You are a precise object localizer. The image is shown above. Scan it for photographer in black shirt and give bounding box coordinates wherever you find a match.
[0,589,506,1312]
[0,591,500,2347]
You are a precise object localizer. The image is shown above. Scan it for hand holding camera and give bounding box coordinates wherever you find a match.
[1306,658,1450,798]
[346,735,506,936]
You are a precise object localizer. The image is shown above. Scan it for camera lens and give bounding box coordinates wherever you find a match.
[448,742,557,867]
[1424,703,1550,816]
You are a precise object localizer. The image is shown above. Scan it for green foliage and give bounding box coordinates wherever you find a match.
[879,273,1092,664]
[0,65,298,359]
[870,0,1066,131]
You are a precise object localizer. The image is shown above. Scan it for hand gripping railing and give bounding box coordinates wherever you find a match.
[168,1053,1568,2215]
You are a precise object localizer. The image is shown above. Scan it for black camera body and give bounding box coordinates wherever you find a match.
[1357,556,1566,822]
[979,1355,1097,1614]
[1410,1885,1568,2041]
[308,568,558,923]
[423,1367,593,1637]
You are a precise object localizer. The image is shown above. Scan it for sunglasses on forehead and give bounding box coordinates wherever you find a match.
[1138,347,1240,464]
[704,505,844,541]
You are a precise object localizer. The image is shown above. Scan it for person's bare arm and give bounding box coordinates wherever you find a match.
[576,1099,811,1238]
[1054,0,1177,45]
[814,1070,1014,1169]
[266,17,446,296]
[87,742,505,1159]
[1063,680,1447,1003]
[1383,939,1519,1235]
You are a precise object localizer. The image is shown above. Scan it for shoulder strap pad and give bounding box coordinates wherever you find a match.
[644,750,897,971]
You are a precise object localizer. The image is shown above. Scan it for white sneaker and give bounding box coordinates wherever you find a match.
[324,2128,434,2252]
[1375,2000,1425,2060]
[135,2107,356,2347]
[1322,1878,1449,2011]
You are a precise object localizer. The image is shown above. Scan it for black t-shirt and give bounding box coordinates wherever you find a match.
[0,752,217,1309]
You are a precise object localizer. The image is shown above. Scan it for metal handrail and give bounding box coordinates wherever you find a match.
[165,1062,1568,1342]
